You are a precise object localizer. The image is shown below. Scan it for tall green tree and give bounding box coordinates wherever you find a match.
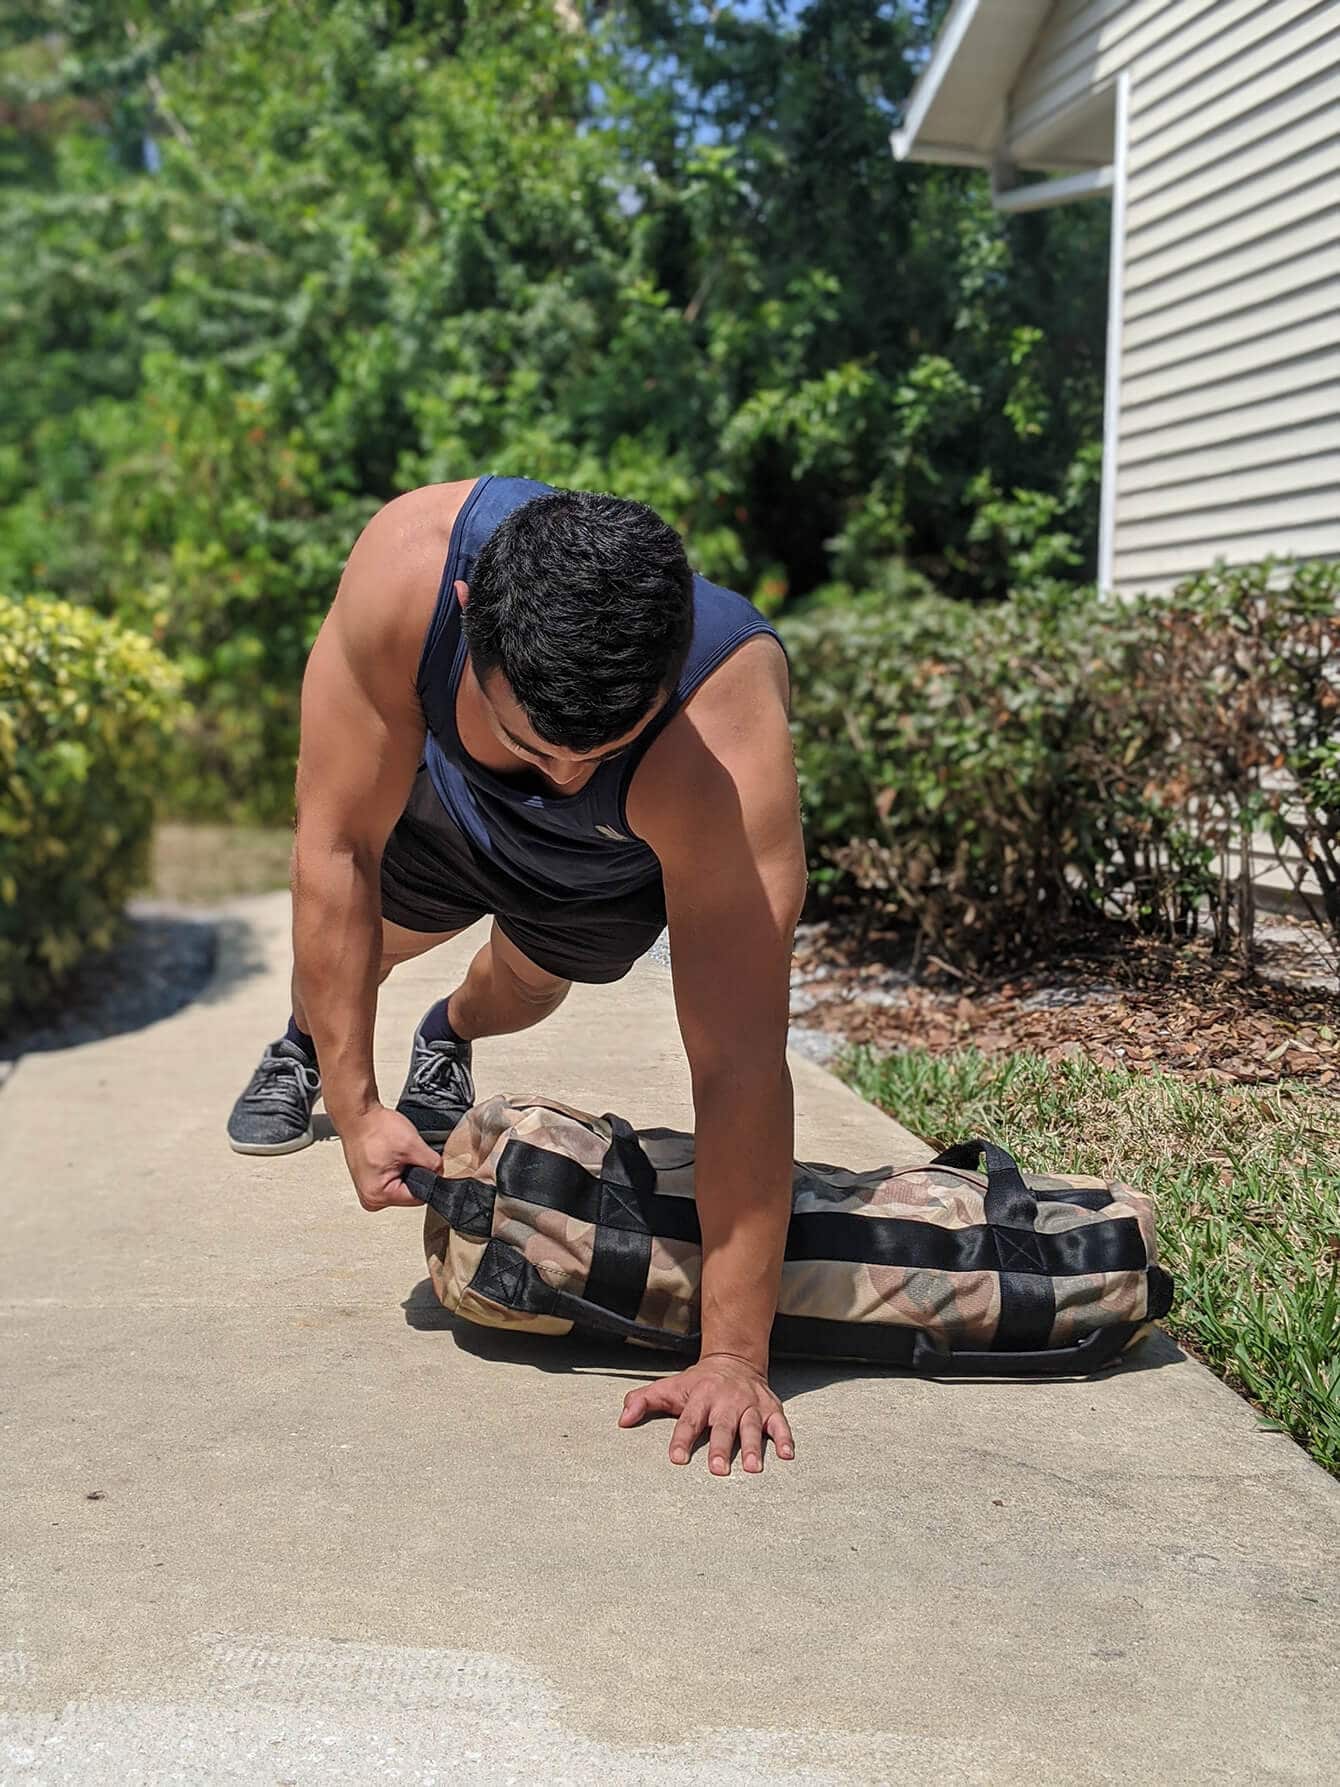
[1,0,1109,819]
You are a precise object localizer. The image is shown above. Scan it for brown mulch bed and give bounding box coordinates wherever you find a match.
[791,907,1340,1093]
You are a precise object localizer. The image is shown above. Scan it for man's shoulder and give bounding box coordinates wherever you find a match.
[626,632,792,841]
[330,480,480,654]
[359,479,480,567]
[681,626,790,723]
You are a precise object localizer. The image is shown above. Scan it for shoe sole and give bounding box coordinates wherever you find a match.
[227,1125,316,1156]
[407,1126,453,1144]
[398,1109,469,1146]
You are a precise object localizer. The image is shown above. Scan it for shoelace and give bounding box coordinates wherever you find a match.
[246,1052,320,1108]
[406,1040,471,1103]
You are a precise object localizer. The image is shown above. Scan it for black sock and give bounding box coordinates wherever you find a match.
[284,1014,317,1062]
[418,997,465,1046]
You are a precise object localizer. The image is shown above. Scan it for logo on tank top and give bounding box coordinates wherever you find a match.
[595,824,630,842]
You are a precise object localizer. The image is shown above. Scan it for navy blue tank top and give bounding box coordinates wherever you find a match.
[416,475,785,901]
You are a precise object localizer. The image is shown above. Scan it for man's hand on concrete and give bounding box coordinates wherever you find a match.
[338,1106,440,1211]
[618,1353,795,1475]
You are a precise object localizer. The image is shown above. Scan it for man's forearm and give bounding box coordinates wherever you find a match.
[693,1062,794,1371]
[291,836,384,1126]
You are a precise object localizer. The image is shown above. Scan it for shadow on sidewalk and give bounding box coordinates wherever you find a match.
[0,904,268,1065]
[401,1275,1187,1395]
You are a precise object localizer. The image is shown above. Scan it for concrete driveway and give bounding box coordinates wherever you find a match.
[2,892,1337,1784]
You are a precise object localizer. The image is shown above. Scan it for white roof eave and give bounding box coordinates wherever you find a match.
[892,0,1055,167]
[891,0,986,163]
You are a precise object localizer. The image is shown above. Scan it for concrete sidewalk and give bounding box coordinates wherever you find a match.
[2,892,1337,1785]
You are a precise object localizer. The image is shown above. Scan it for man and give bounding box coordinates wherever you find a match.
[227,476,806,1475]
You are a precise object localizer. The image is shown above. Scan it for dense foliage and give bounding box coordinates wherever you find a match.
[1,0,1108,818]
[783,562,1340,969]
[1079,560,1340,966]
[0,596,181,1023]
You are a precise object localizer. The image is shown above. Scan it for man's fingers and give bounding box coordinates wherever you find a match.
[739,1409,765,1474]
[618,1389,647,1427]
[619,1370,790,1477]
[708,1410,738,1476]
[358,1177,425,1211]
[383,1178,427,1207]
[619,1378,685,1428]
[765,1408,796,1460]
[668,1400,707,1466]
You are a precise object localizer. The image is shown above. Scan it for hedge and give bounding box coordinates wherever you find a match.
[0,596,182,1025]
[781,561,1340,970]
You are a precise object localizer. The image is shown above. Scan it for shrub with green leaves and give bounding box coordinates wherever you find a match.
[0,596,182,1025]
[1080,560,1340,969]
[781,578,1146,965]
[783,561,1340,970]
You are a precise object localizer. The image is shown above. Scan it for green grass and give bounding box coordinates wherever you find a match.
[840,1046,1340,1475]
[147,822,294,903]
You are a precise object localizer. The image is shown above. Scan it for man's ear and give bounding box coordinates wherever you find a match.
[455,580,469,608]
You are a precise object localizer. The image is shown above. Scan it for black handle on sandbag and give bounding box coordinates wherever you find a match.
[910,1323,1137,1377]
[403,1165,447,1209]
[928,1137,1038,1229]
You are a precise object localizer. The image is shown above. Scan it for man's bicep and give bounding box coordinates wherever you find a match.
[657,742,807,1083]
[295,605,425,855]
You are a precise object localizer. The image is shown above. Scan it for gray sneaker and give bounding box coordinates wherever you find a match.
[227,1039,322,1155]
[395,1024,475,1143]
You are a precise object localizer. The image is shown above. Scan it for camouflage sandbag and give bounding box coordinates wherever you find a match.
[405,1094,1174,1375]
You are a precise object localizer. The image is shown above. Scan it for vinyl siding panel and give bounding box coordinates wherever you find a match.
[1118,347,1340,439]
[1000,0,1340,596]
[1125,116,1339,247]
[1122,289,1339,384]
[1111,0,1340,596]
[1007,0,1214,148]
[1116,454,1338,520]
[1128,4,1336,137]
[1128,69,1340,217]
[1120,415,1339,485]
[1122,206,1337,318]
[1129,54,1336,176]
[1113,524,1338,587]
[1007,0,1301,160]
[1123,254,1333,343]
[1117,490,1336,552]
[1121,169,1336,293]
[1122,316,1338,408]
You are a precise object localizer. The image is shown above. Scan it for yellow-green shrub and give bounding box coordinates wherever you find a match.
[0,596,182,1024]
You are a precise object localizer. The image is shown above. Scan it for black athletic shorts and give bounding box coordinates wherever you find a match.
[380,765,667,985]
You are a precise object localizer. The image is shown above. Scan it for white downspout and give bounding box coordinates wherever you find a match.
[1098,73,1130,597]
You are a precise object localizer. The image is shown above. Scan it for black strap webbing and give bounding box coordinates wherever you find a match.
[929,1138,1037,1228]
[419,1139,1145,1277]
[928,1137,1057,1348]
[582,1189,653,1320]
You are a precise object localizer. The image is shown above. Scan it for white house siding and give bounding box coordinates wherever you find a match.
[1006,0,1340,597]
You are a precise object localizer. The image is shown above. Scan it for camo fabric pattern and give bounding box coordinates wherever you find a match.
[422,1093,1167,1357]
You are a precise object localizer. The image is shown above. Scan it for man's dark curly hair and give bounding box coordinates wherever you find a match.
[462,489,695,753]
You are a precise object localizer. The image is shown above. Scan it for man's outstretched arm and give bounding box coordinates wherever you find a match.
[291,497,442,1210]
[621,636,806,1473]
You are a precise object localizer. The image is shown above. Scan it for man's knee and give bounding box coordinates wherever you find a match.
[499,957,571,1011]
[489,929,571,1008]
[378,920,464,980]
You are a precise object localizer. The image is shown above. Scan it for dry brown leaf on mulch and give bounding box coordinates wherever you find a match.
[790,909,1340,1097]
